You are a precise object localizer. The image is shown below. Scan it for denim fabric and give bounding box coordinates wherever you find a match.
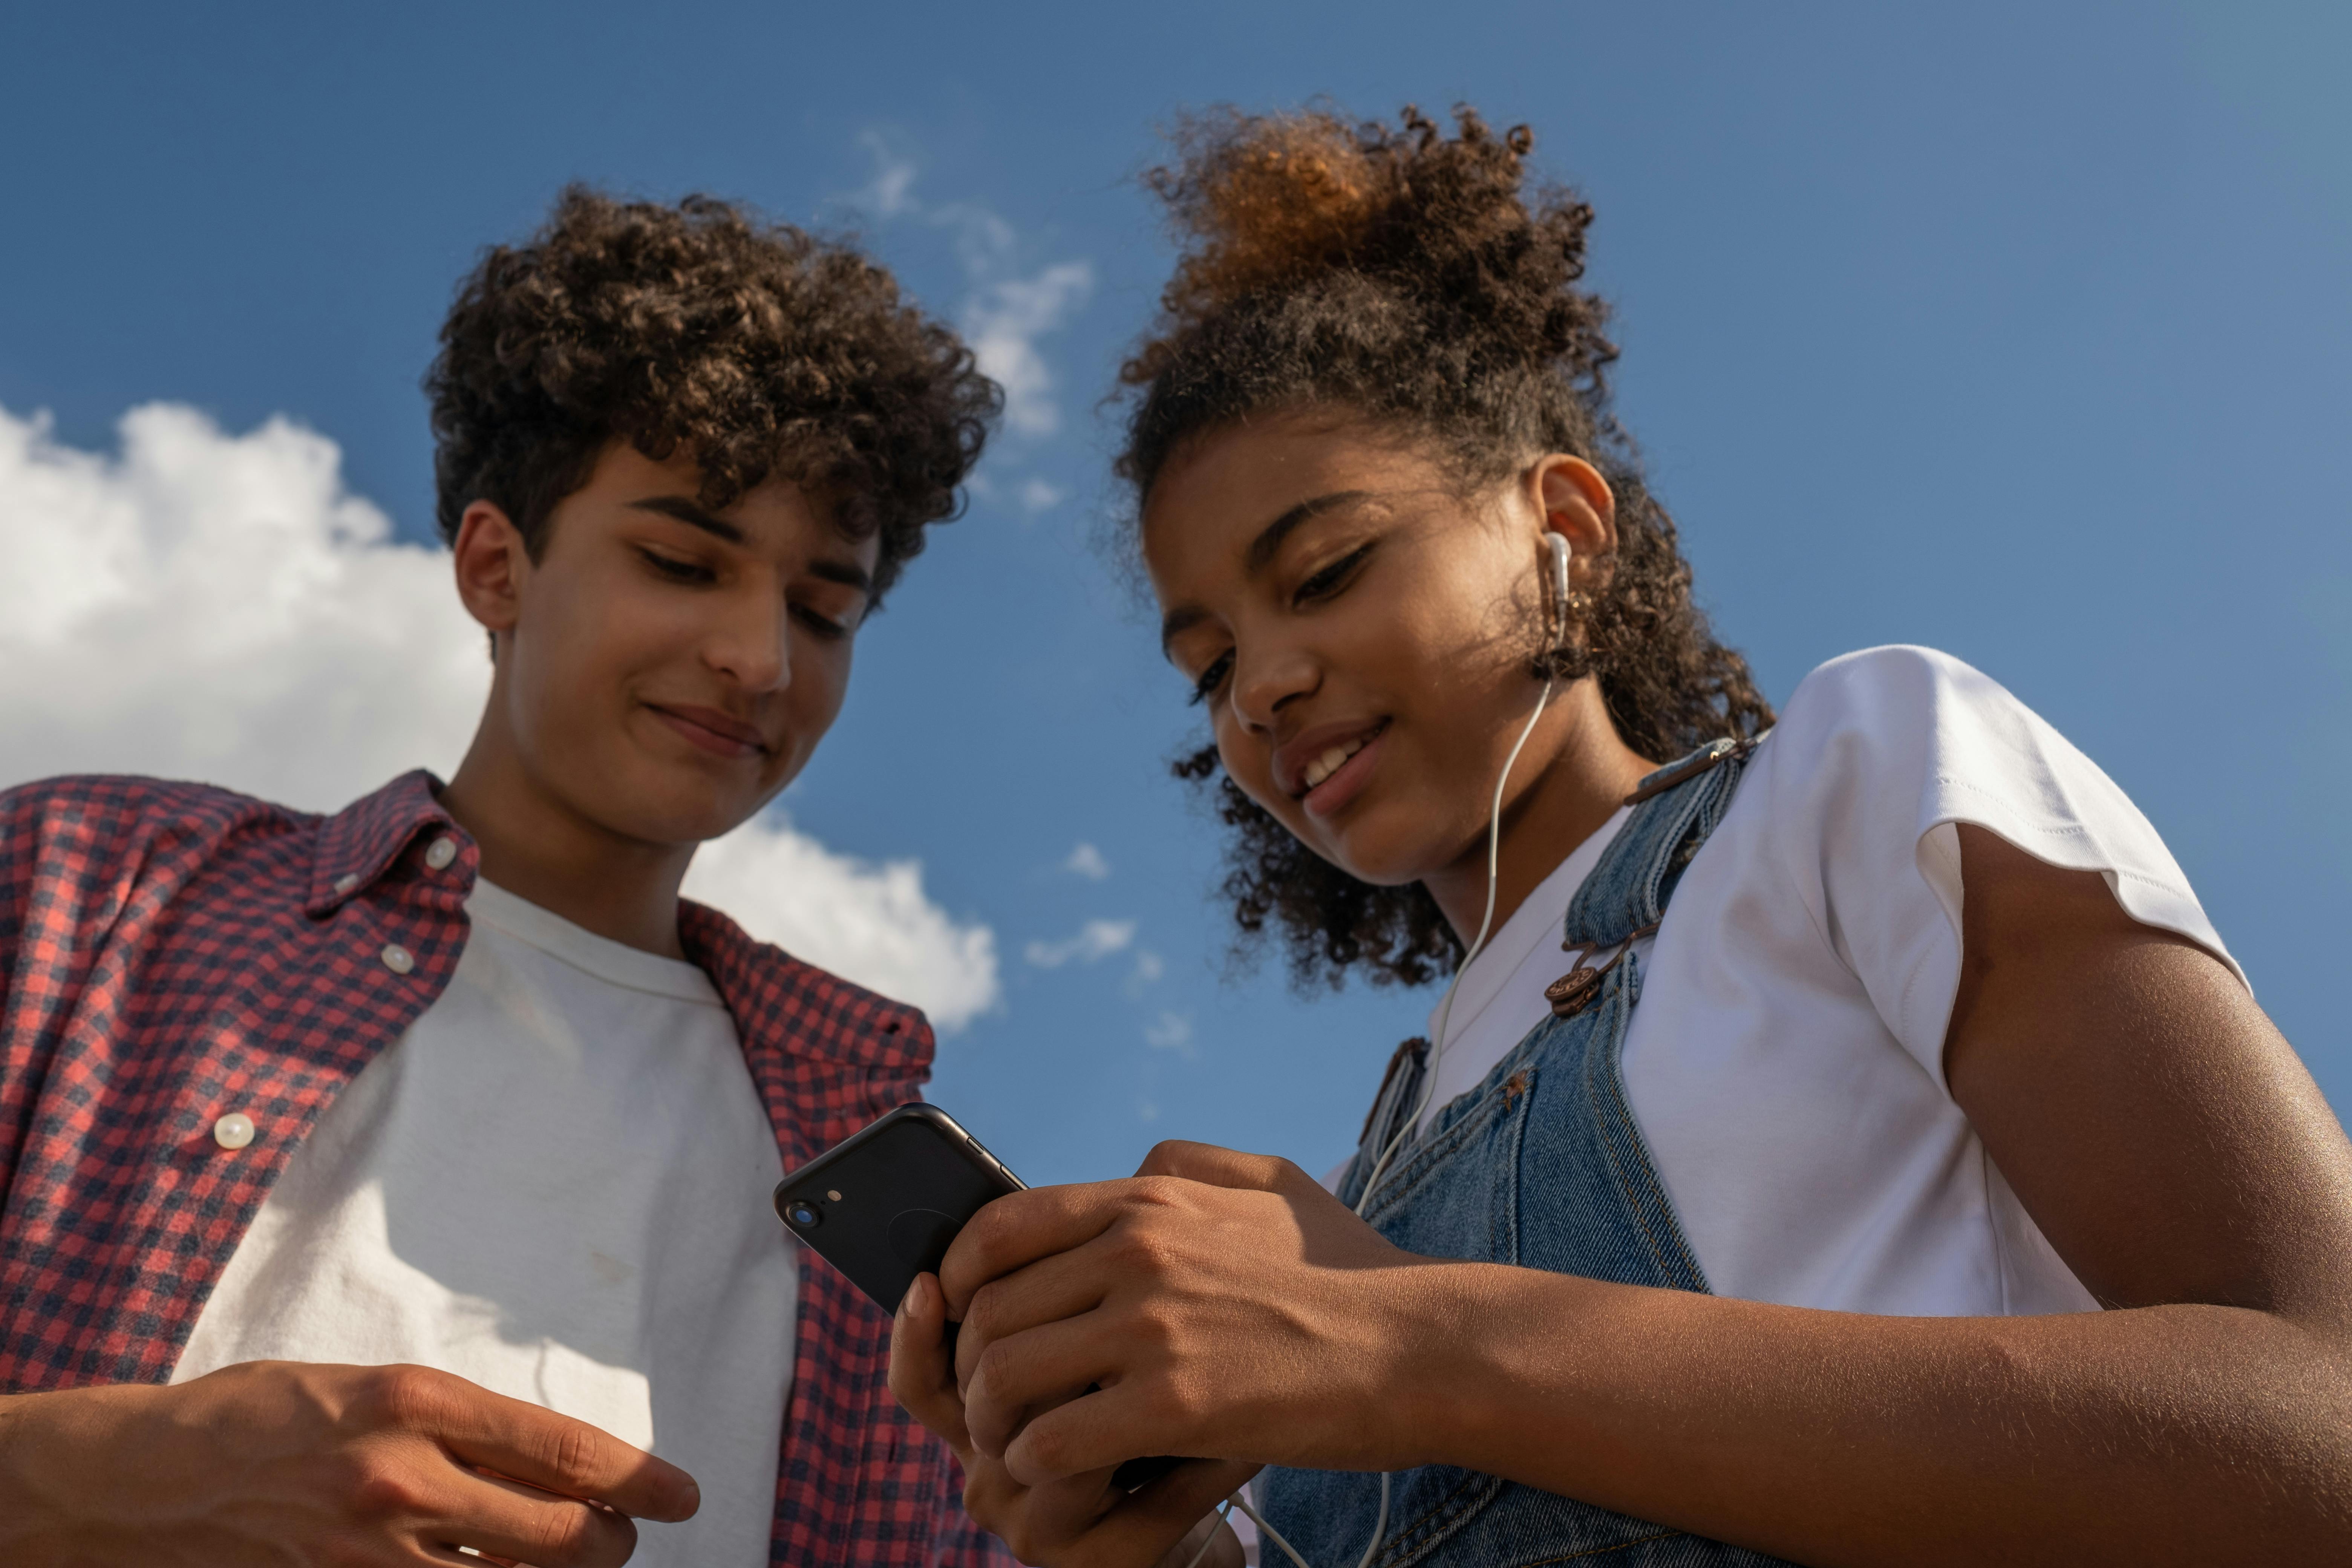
[1259,745,1796,1567]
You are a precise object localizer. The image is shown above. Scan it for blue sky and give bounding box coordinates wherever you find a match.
[2,1,2345,1186]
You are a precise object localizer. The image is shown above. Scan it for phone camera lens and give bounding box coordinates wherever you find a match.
[787,1199,822,1228]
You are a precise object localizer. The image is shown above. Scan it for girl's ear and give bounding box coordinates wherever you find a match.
[451,501,529,643]
[1530,455,1617,562]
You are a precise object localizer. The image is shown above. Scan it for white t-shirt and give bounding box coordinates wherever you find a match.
[173,877,799,1567]
[1407,645,2245,1317]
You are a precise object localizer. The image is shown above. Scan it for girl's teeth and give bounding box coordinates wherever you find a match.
[1303,738,1366,790]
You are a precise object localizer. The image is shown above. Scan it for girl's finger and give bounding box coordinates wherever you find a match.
[888,1273,972,1452]
[1132,1141,1304,1195]
[1022,1461,1263,1566]
[997,1374,1225,1490]
[963,1315,1129,1459]
[940,1184,1139,1317]
[954,1238,1114,1395]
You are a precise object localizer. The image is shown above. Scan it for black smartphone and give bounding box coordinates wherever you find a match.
[774,1103,1023,1312]
[773,1103,1178,1493]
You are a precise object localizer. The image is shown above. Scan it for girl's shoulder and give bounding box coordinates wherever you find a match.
[1746,643,2103,836]
[1768,643,2020,755]
[1718,643,2243,1009]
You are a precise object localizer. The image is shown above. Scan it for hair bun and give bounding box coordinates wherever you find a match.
[1148,105,1537,312]
[1129,104,1590,391]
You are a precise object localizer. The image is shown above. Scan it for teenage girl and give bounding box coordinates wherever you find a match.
[891,107,2352,1567]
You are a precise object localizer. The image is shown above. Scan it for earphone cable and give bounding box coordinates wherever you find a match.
[1335,537,1568,1568]
[1350,657,1559,1220]
[1222,537,1570,1568]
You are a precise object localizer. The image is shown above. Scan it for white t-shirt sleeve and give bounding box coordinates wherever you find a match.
[1762,645,2245,1090]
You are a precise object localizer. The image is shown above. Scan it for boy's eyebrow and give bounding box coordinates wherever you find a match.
[629,494,872,594]
[808,557,873,594]
[628,495,744,543]
[1159,489,1373,656]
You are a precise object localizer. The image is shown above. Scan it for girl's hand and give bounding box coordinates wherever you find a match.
[888,1270,1250,1566]
[940,1142,1446,1489]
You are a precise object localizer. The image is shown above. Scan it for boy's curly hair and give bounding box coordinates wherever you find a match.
[427,186,998,604]
[1120,105,1774,989]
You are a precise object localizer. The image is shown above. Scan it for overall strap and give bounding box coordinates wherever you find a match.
[1346,736,1761,1196]
[1563,737,1757,954]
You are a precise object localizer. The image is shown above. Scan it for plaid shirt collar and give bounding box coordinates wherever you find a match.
[304,767,453,917]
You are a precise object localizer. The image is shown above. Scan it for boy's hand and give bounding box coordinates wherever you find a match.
[890,1271,1251,1567]
[0,1359,699,1566]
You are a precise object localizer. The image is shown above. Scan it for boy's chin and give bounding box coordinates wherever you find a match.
[584,779,776,853]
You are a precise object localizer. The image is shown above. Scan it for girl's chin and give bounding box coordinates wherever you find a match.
[1312,825,1447,891]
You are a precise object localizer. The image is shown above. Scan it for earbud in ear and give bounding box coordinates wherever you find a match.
[1546,532,1571,609]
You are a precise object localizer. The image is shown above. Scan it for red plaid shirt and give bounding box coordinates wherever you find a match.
[0,770,1007,1566]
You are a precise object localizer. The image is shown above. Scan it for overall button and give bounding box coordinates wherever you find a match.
[380,943,415,975]
[424,836,458,871]
[212,1112,255,1151]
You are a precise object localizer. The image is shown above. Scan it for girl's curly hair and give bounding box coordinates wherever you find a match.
[1120,105,1773,989]
[428,186,999,604]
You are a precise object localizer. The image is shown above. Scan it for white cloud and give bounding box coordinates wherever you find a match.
[936,203,1020,277]
[1143,1011,1195,1058]
[0,401,1000,1032]
[1024,917,1136,969]
[0,402,488,809]
[1018,477,1067,514]
[1063,841,1110,880]
[853,132,919,218]
[1125,949,1166,996]
[680,815,998,1032]
[966,261,1095,438]
[842,138,1093,441]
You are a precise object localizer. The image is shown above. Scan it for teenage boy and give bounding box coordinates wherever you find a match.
[0,189,1006,1567]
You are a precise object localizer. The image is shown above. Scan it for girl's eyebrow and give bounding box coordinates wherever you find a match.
[1242,490,1373,573]
[1161,489,1374,657]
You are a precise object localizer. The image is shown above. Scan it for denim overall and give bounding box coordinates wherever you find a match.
[1259,743,1796,1567]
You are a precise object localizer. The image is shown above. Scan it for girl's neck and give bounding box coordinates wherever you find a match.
[1420,678,1655,948]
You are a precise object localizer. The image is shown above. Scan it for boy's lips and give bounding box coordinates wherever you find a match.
[646,702,770,760]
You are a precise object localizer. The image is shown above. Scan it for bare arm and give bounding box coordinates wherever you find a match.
[914,826,2352,1565]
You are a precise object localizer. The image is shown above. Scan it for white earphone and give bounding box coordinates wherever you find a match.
[1201,531,1577,1568]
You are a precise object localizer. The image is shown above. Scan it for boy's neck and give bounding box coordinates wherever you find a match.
[436,736,698,962]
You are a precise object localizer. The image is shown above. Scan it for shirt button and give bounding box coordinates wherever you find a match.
[424,836,458,871]
[212,1112,255,1151]
[333,873,360,895]
[380,943,415,975]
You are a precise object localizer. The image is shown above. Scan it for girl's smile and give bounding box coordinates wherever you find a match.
[1278,717,1386,808]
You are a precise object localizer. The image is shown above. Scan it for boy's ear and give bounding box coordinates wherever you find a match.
[451,501,528,640]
